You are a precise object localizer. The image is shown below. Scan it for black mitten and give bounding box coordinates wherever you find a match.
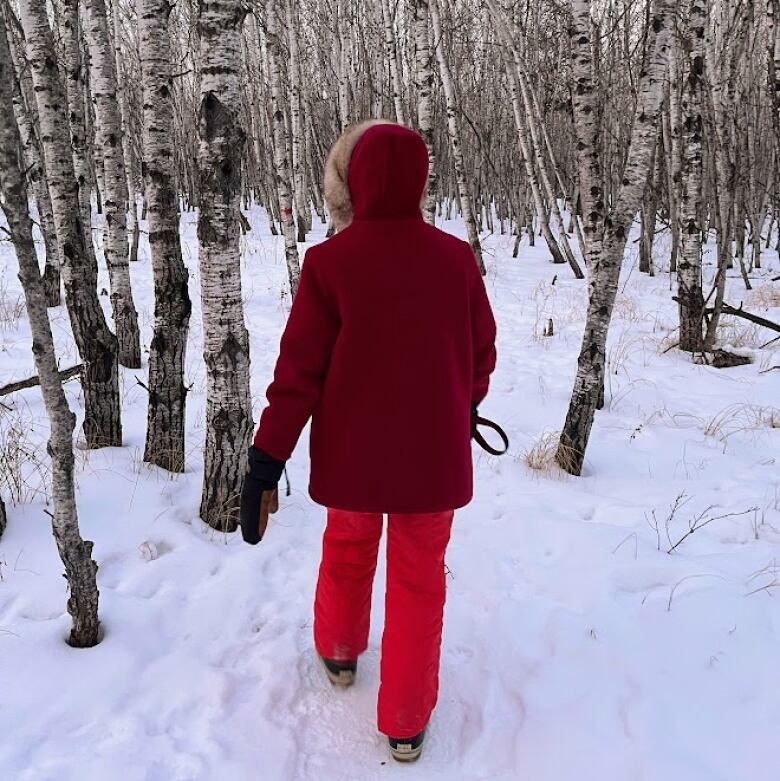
[240,446,286,544]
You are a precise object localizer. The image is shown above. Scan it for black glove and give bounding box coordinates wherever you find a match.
[240,446,286,544]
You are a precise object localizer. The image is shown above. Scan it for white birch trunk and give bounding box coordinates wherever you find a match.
[140,0,192,472]
[414,0,436,223]
[285,0,310,242]
[266,0,301,298]
[430,0,484,273]
[0,12,100,647]
[6,33,61,305]
[56,0,94,259]
[380,0,405,124]
[111,0,140,263]
[197,0,253,531]
[84,0,141,368]
[677,0,706,352]
[19,0,122,448]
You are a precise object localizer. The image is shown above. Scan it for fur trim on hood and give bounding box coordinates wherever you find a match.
[323,119,393,231]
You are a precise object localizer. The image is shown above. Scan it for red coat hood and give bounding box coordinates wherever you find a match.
[347,124,429,222]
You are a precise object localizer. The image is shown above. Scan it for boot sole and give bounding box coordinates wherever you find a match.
[390,744,423,763]
[320,658,355,687]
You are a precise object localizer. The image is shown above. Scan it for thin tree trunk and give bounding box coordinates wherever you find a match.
[430,0,484,273]
[0,12,100,647]
[140,0,191,472]
[285,0,309,242]
[6,33,61,305]
[266,0,301,298]
[111,0,140,263]
[639,129,660,275]
[414,0,436,224]
[197,0,253,531]
[19,0,122,449]
[84,0,141,368]
[56,0,94,260]
[380,0,405,124]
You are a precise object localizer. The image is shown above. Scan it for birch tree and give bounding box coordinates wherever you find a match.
[0,11,100,647]
[285,0,310,241]
[84,0,141,368]
[5,32,61,306]
[197,0,254,530]
[414,0,436,223]
[266,0,301,297]
[56,0,94,258]
[19,0,122,448]
[556,0,675,475]
[139,0,192,472]
[381,0,405,124]
[430,0,484,273]
[677,0,706,353]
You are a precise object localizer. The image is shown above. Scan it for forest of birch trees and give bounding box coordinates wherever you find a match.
[1,0,779,644]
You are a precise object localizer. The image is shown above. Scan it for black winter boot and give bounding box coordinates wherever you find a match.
[319,656,357,687]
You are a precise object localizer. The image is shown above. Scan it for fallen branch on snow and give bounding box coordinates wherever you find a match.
[0,364,82,398]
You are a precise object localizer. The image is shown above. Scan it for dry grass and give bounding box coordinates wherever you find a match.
[745,282,780,310]
[613,292,646,324]
[0,407,50,505]
[522,430,564,475]
[703,403,780,440]
[529,280,586,340]
[0,276,25,332]
[718,318,762,349]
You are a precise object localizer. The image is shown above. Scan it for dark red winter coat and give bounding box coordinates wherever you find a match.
[254,122,497,513]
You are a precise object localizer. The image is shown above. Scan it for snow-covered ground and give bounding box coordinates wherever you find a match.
[1,209,779,781]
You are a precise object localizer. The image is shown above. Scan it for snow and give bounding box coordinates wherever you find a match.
[1,209,779,780]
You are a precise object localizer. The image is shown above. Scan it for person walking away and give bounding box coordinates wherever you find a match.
[240,120,497,763]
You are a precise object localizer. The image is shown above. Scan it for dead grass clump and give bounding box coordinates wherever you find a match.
[718,318,761,349]
[523,430,562,474]
[703,403,780,440]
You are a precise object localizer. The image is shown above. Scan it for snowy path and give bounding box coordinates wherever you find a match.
[1,211,779,780]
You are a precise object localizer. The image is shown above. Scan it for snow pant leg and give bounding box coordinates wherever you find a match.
[313,508,383,661]
[378,510,454,738]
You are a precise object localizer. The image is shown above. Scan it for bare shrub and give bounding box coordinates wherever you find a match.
[745,283,780,310]
[0,407,50,504]
[613,292,645,323]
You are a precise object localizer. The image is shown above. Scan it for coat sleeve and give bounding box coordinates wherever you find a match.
[254,248,340,460]
[469,256,497,405]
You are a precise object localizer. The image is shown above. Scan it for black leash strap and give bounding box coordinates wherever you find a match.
[472,414,509,456]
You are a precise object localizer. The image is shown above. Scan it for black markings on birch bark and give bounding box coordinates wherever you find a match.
[197,0,254,531]
[140,0,192,472]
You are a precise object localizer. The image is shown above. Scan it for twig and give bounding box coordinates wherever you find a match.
[667,506,758,554]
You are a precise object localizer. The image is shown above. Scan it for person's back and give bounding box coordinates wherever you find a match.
[240,121,497,762]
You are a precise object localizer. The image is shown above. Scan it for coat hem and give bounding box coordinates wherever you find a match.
[308,485,471,515]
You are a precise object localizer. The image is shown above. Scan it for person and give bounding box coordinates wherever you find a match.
[240,120,497,763]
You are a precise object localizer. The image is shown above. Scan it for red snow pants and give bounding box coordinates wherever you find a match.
[313,508,454,738]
